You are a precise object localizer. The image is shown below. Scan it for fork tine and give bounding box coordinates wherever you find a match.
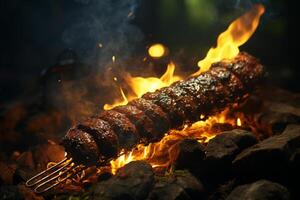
[34,166,86,194]
[29,159,73,187]
[26,157,71,187]
[34,163,77,193]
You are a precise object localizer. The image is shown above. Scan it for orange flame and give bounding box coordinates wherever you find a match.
[103,87,129,110]
[126,62,181,98]
[109,109,240,174]
[103,62,181,110]
[105,5,265,174]
[193,4,265,75]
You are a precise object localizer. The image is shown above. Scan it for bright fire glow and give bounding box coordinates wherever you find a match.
[126,62,181,98]
[45,5,265,188]
[237,118,242,127]
[193,4,265,75]
[103,62,181,110]
[110,109,240,174]
[104,5,265,174]
[103,87,129,110]
[148,43,166,58]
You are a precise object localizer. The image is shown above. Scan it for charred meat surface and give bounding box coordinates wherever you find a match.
[129,98,170,140]
[62,129,99,166]
[97,110,139,150]
[77,118,119,161]
[114,105,157,143]
[63,52,264,166]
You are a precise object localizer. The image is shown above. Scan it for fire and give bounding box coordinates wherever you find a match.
[103,62,181,110]
[237,118,242,127]
[148,43,166,58]
[193,4,265,75]
[41,5,265,189]
[126,62,181,98]
[103,87,129,110]
[110,109,240,174]
[104,5,265,174]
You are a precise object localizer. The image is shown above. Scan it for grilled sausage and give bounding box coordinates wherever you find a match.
[62,52,264,166]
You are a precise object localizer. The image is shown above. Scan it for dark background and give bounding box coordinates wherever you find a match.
[0,0,296,104]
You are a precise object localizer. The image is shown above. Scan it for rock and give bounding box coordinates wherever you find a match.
[253,88,300,136]
[289,148,300,199]
[226,180,290,200]
[203,130,257,176]
[0,103,27,152]
[90,161,154,200]
[12,141,65,182]
[255,111,300,135]
[233,125,300,178]
[207,179,236,200]
[32,141,65,170]
[259,88,300,111]
[0,186,20,200]
[16,152,34,169]
[290,148,300,170]
[210,123,234,133]
[173,139,205,172]
[18,184,44,200]
[147,170,205,200]
[0,162,16,185]
[0,184,44,200]
[206,129,257,162]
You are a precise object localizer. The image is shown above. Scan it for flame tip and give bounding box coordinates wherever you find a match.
[194,4,265,75]
[106,5,264,173]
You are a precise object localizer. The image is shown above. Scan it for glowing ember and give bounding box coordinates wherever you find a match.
[148,43,166,58]
[237,118,242,127]
[193,4,265,75]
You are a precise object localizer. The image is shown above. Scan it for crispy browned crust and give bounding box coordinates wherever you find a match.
[129,98,169,140]
[62,129,99,166]
[63,52,264,166]
[98,110,138,150]
[77,118,119,160]
[114,105,157,143]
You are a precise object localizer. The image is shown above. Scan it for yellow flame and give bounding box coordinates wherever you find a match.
[237,118,242,127]
[103,87,129,110]
[148,43,166,58]
[193,4,265,75]
[126,62,181,98]
[110,109,240,174]
[103,62,181,110]
[105,4,265,173]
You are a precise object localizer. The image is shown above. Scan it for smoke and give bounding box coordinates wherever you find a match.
[62,0,144,68]
[230,0,275,17]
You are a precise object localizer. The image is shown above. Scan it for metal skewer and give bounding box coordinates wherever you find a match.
[26,150,125,193]
[26,157,82,193]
